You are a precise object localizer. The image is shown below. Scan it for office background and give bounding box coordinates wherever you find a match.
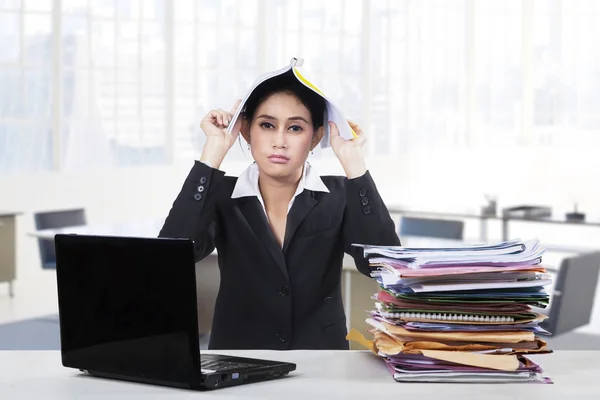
[1,0,600,348]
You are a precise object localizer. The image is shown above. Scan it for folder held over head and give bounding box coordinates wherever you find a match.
[226,57,357,149]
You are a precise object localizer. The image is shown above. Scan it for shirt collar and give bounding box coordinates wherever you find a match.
[231,162,330,200]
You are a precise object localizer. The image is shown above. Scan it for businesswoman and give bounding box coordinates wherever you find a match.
[159,73,400,350]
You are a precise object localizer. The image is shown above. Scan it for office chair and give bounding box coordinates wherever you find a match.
[399,216,465,240]
[541,251,600,336]
[34,208,87,269]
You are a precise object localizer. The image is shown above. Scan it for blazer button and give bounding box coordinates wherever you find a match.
[199,176,207,184]
[194,193,202,201]
[359,188,367,197]
[278,331,290,343]
[197,185,205,192]
[363,206,371,215]
[280,285,290,296]
[361,197,369,206]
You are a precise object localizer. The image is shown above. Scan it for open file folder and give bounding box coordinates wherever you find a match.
[226,57,357,148]
[347,238,554,383]
[353,239,545,268]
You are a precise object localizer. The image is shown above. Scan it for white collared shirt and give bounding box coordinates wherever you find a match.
[231,162,330,215]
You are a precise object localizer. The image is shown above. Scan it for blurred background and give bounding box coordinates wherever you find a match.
[2,0,600,350]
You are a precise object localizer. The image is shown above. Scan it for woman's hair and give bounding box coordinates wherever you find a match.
[242,70,326,131]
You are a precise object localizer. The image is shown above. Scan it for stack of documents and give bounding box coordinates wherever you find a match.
[347,238,553,383]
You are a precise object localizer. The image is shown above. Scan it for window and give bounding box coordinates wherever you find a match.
[61,0,167,170]
[0,0,54,173]
[532,0,600,147]
[473,1,524,147]
[1,0,598,174]
[384,0,468,152]
[173,0,261,162]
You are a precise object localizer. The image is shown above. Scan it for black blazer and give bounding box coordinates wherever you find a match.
[159,161,400,350]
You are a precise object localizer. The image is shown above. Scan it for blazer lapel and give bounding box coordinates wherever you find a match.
[283,190,318,254]
[239,197,288,279]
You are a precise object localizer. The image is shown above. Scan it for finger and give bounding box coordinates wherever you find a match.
[329,122,345,147]
[355,135,367,146]
[329,121,340,137]
[347,120,364,136]
[212,110,223,126]
[208,110,222,126]
[350,121,363,137]
[230,98,242,115]
[219,110,230,127]
[216,109,229,127]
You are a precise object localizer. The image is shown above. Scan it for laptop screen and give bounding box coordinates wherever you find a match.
[54,234,202,385]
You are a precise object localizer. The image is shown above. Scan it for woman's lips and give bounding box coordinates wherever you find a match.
[268,154,290,164]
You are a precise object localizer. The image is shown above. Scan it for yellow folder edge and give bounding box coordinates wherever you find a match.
[293,67,358,139]
[293,67,325,96]
[346,328,520,371]
[346,328,378,354]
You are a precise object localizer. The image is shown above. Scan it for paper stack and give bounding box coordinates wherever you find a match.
[348,238,554,383]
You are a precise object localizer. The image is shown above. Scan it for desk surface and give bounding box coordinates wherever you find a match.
[0,350,597,398]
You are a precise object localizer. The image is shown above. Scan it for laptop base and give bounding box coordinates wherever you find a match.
[81,361,294,391]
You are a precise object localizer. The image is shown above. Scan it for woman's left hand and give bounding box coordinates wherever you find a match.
[329,120,367,179]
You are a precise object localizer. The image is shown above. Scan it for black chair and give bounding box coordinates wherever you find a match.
[399,216,464,240]
[541,251,600,336]
[34,208,86,269]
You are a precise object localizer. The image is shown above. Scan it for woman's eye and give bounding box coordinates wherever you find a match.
[288,125,303,132]
[260,122,274,129]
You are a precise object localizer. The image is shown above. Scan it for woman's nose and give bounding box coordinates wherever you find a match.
[273,129,286,148]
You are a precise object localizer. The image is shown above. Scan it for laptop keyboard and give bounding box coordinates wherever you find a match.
[201,359,259,372]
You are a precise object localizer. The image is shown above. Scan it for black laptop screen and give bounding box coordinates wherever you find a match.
[54,234,201,384]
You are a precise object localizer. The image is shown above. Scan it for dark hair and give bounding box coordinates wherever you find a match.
[242,70,326,131]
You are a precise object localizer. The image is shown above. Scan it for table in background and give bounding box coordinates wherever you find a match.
[1,350,598,398]
[388,206,600,253]
[0,211,22,297]
[27,218,165,240]
[27,222,463,337]
[27,218,219,333]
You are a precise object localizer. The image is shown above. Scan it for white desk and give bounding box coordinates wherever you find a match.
[1,350,598,398]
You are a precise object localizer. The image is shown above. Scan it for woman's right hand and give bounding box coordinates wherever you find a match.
[199,99,242,169]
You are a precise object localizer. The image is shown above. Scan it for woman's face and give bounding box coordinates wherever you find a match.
[246,91,322,180]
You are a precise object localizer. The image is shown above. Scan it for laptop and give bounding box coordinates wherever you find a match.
[54,234,296,390]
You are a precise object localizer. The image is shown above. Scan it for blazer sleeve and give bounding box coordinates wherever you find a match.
[342,170,401,276]
[158,161,226,261]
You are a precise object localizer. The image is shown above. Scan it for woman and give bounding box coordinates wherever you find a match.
[159,73,400,350]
